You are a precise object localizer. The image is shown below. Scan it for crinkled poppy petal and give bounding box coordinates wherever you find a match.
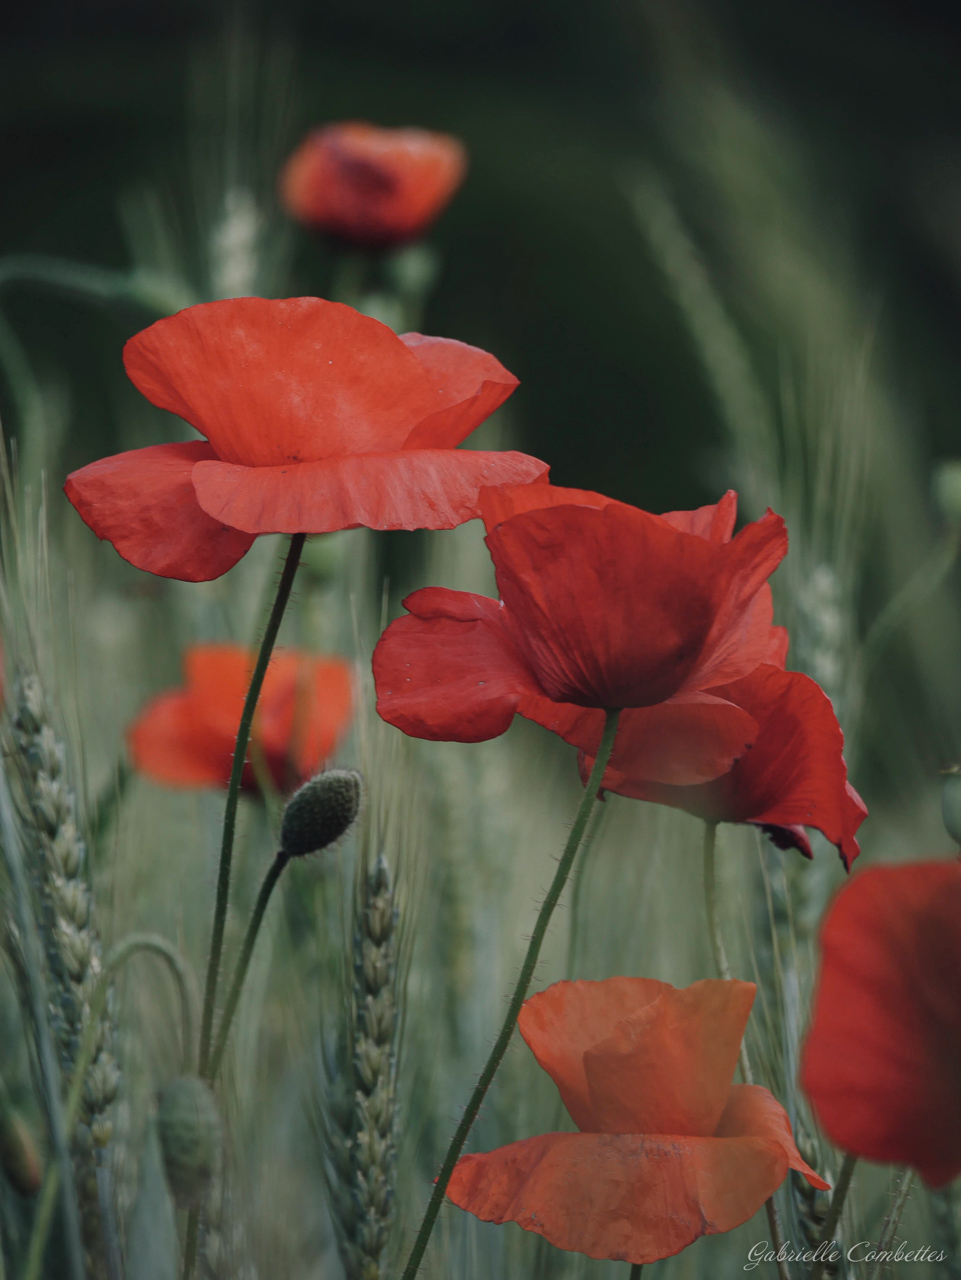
[488,503,765,708]
[716,1086,830,1189]
[446,1130,788,1265]
[124,297,441,466]
[400,334,519,448]
[478,483,619,534]
[573,693,760,788]
[255,655,353,785]
[127,690,233,788]
[661,490,738,542]
[192,448,549,535]
[582,981,756,1136]
[64,442,255,583]
[518,979,672,1130]
[374,588,540,742]
[801,861,961,1187]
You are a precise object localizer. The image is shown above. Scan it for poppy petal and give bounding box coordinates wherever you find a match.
[801,861,961,1187]
[716,1086,830,1189]
[124,297,441,466]
[255,654,353,778]
[192,448,549,534]
[478,483,619,533]
[400,334,519,448]
[518,979,673,1131]
[660,490,738,542]
[446,1129,788,1265]
[64,442,255,583]
[373,588,540,742]
[582,981,756,1136]
[127,690,234,787]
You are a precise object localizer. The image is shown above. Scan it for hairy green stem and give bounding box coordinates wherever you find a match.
[866,1169,913,1280]
[810,1154,857,1280]
[208,851,290,1082]
[400,710,621,1280]
[198,532,304,1078]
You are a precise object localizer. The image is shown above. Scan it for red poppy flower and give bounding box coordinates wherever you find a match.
[447,978,827,1265]
[801,860,961,1187]
[580,664,866,868]
[128,644,353,794]
[280,122,467,248]
[64,298,545,582]
[374,486,788,785]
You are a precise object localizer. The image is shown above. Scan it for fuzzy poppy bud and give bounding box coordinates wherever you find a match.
[279,768,362,858]
[941,766,961,846]
[156,1076,221,1208]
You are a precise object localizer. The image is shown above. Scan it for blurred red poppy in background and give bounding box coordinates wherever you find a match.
[280,121,467,248]
[374,485,787,786]
[581,663,866,868]
[64,297,545,582]
[447,977,827,1265]
[128,644,353,794]
[801,859,961,1186]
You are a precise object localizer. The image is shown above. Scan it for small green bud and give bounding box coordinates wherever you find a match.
[279,768,362,858]
[156,1076,221,1208]
[942,767,961,846]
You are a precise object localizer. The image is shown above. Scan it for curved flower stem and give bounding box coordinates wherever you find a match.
[702,820,792,1280]
[866,1169,913,1280]
[24,933,196,1280]
[400,710,621,1280]
[810,1154,857,1280]
[207,851,291,1082]
[197,531,305,1079]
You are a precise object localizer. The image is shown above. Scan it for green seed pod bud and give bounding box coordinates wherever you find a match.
[942,767,961,846]
[279,768,362,858]
[0,1110,43,1196]
[156,1077,221,1208]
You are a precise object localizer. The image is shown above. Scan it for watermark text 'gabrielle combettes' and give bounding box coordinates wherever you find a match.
[745,1241,947,1270]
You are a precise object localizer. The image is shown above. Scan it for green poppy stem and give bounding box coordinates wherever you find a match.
[207,851,290,1082]
[399,710,621,1280]
[810,1154,857,1280]
[629,1264,643,1279]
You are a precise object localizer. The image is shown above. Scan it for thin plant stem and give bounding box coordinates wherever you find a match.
[866,1169,914,1280]
[208,851,290,1081]
[629,1265,643,1279]
[400,710,621,1280]
[702,820,792,1280]
[565,802,605,977]
[810,1154,857,1280]
[24,933,196,1280]
[197,531,304,1078]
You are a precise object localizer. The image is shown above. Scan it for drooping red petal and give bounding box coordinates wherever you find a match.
[127,690,234,787]
[446,1129,788,1264]
[801,861,961,1187]
[124,297,442,467]
[192,448,549,534]
[373,588,539,742]
[716,1086,830,1189]
[517,979,673,1131]
[592,666,865,867]
[582,981,756,1136]
[478,483,619,533]
[64,442,255,583]
[660,490,738,542]
[400,334,519,448]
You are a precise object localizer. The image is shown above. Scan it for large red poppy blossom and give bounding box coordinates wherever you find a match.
[580,664,866,868]
[374,486,788,785]
[128,644,353,794]
[280,121,467,248]
[447,978,827,1265]
[801,860,961,1187]
[64,297,546,582]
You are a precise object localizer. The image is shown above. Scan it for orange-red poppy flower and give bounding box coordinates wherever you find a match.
[64,297,546,582]
[128,644,353,794]
[280,121,467,248]
[374,486,788,786]
[581,663,866,868]
[801,860,961,1187]
[447,978,827,1265]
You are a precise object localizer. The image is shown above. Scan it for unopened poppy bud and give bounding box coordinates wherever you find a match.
[941,766,961,846]
[0,1109,43,1195]
[279,768,362,858]
[156,1076,221,1208]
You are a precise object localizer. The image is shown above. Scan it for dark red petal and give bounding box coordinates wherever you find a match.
[400,334,519,448]
[64,442,255,583]
[373,588,539,742]
[582,981,755,1136]
[801,861,961,1187]
[124,297,441,466]
[192,449,549,534]
[478,483,620,534]
[518,979,671,1130]
[447,1129,788,1264]
[660,490,738,542]
[715,1086,830,1189]
[127,690,233,787]
[255,654,354,783]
